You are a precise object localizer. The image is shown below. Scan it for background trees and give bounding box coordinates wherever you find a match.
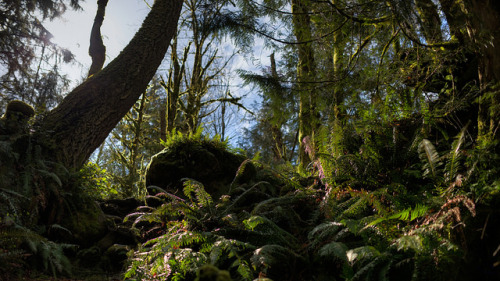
[0,0,79,112]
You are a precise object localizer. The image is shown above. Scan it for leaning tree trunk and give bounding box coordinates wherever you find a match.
[37,0,183,170]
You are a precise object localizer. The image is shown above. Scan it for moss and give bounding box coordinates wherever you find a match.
[0,100,35,136]
[4,100,35,118]
[145,138,246,198]
[195,264,232,281]
[61,197,107,247]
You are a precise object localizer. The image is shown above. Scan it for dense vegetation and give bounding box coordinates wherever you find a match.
[1,0,500,280]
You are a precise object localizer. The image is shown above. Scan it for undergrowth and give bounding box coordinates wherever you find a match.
[123,127,487,281]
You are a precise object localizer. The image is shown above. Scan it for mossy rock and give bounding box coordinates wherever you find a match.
[61,197,108,247]
[145,139,246,198]
[0,100,34,136]
[195,264,232,281]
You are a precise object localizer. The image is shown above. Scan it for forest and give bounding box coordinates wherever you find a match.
[1,0,499,280]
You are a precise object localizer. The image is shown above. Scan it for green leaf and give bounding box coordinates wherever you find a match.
[243,216,266,231]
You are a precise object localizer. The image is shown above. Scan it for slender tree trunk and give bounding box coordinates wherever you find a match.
[292,0,318,170]
[330,0,346,159]
[164,37,187,134]
[126,93,147,196]
[87,0,108,77]
[38,0,183,170]
[269,53,287,162]
[160,108,167,141]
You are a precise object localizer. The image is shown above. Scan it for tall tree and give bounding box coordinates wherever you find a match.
[455,0,500,142]
[292,0,318,170]
[36,0,183,170]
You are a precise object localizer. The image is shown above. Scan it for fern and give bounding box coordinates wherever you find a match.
[395,235,423,252]
[308,222,344,248]
[418,139,441,179]
[444,125,467,185]
[251,244,301,279]
[318,241,349,262]
[182,178,214,211]
[1,222,75,277]
[369,204,430,227]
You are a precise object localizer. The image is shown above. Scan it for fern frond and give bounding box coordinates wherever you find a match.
[243,215,298,248]
[182,178,213,209]
[391,204,429,222]
[340,197,370,220]
[350,252,391,281]
[318,241,348,262]
[418,139,440,179]
[444,124,468,186]
[308,222,343,249]
[251,244,300,279]
[346,246,380,264]
[395,235,423,252]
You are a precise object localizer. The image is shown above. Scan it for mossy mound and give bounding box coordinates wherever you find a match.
[145,138,246,198]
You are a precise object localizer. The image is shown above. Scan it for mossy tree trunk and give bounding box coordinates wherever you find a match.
[269,53,287,162]
[292,0,318,170]
[414,0,443,44]
[163,36,187,134]
[466,0,500,142]
[440,0,500,142]
[37,0,183,170]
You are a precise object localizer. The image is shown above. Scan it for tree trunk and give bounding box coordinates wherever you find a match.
[269,53,287,162]
[292,0,318,170]
[163,36,187,134]
[467,0,500,141]
[87,0,109,77]
[438,0,467,43]
[38,0,183,169]
[414,0,443,44]
[439,0,500,141]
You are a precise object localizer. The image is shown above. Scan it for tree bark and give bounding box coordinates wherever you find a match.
[438,0,500,141]
[269,53,287,162]
[438,0,467,43]
[38,0,183,169]
[467,0,500,141]
[87,0,108,77]
[292,0,318,170]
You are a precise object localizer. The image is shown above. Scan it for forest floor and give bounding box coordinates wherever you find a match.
[2,271,122,281]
